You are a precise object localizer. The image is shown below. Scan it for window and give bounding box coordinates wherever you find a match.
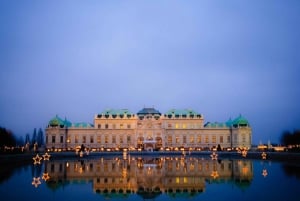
[220,136,223,143]
[127,135,131,143]
[105,135,108,143]
[112,135,116,143]
[227,136,231,143]
[190,136,194,143]
[98,124,101,129]
[120,124,123,129]
[112,124,116,129]
[205,136,209,143]
[83,136,86,143]
[67,136,70,143]
[197,135,201,143]
[183,135,187,143]
[167,136,172,144]
[175,124,179,129]
[97,136,101,143]
[75,135,79,143]
[52,136,55,143]
[120,136,123,143]
[168,123,172,128]
[105,124,109,129]
[60,136,63,143]
[90,136,94,143]
[127,124,131,129]
[182,124,186,129]
[212,136,216,143]
[175,136,180,143]
[242,134,246,143]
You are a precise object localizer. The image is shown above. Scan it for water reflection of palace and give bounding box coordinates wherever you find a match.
[45,156,253,198]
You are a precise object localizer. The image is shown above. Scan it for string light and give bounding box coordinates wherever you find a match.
[31,177,41,188]
[42,173,50,181]
[43,152,51,161]
[32,154,43,165]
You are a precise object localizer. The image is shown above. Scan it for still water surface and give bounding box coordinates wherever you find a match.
[0,154,300,201]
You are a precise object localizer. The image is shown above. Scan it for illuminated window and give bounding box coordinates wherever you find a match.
[212,136,216,143]
[176,177,180,184]
[183,177,188,183]
[190,136,194,143]
[105,135,108,143]
[120,124,123,129]
[175,124,179,129]
[182,124,186,129]
[167,136,172,144]
[97,136,101,143]
[176,136,180,143]
[67,136,70,143]
[205,136,209,143]
[220,136,223,143]
[197,135,201,143]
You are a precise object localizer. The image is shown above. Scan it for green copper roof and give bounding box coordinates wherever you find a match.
[100,109,133,115]
[204,122,227,128]
[137,108,161,115]
[71,122,93,128]
[49,115,71,127]
[165,109,201,117]
[232,115,249,126]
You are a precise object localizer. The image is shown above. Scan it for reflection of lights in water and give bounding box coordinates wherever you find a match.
[33,154,43,165]
[31,177,41,188]
[210,152,218,160]
[66,162,69,167]
[42,152,51,161]
[42,173,50,181]
[211,171,219,179]
[241,150,247,157]
[261,152,267,160]
[262,168,268,177]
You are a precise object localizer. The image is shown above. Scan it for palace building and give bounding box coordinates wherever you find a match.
[45,107,252,151]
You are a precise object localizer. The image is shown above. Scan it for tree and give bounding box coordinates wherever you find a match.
[31,128,37,144]
[0,127,16,147]
[25,133,30,144]
[37,128,44,147]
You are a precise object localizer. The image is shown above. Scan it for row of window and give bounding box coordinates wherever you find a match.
[96,123,203,129]
[48,135,132,144]
[166,135,231,144]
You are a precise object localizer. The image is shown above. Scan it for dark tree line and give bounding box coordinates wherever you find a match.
[280,130,300,146]
[0,127,16,147]
[0,126,45,153]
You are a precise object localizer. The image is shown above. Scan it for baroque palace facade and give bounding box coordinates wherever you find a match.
[45,108,252,151]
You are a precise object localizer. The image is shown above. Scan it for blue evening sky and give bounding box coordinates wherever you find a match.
[0,0,299,144]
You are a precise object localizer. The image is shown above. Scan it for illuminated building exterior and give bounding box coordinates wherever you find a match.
[46,108,252,151]
[45,157,253,198]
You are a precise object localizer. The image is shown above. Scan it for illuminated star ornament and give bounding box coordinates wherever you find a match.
[42,173,50,181]
[262,168,268,177]
[210,152,218,160]
[43,152,51,161]
[211,171,219,179]
[261,152,267,160]
[31,177,41,188]
[33,154,43,165]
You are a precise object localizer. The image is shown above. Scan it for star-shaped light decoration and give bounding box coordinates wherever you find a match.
[241,150,248,158]
[261,152,267,160]
[31,177,41,188]
[262,168,268,177]
[43,152,51,161]
[33,154,43,165]
[42,173,50,181]
[210,152,218,160]
[211,171,219,179]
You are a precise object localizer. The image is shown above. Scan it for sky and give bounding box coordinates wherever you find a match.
[0,0,299,144]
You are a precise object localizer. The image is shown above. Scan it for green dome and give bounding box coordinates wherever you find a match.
[49,115,72,127]
[232,115,249,127]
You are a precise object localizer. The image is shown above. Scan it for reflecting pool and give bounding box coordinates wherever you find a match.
[1,154,300,201]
